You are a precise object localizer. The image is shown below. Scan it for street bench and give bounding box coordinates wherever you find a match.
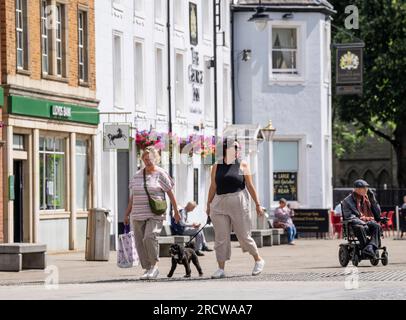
[158,236,190,258]
[270,229,287,246]
[0,244,47,272]
[251,230,273,248]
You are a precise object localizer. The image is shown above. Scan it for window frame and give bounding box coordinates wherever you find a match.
[174,50,186,117]
[78,9,89,84]
[112,31,124,109]
[134,38,146,112]
[39,136,67,212]
[40,0,50,75]
[268,21,306,85]
[15,0,28,71]
[155,45,166,115]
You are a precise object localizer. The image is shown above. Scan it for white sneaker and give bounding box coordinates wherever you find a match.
[211,269,226,279]
[140,270,149,280]
[252,259,265,276]
[147,267,159,279]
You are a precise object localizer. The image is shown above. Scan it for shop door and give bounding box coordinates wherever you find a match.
[13,160,24,243]
[117,151,129,235]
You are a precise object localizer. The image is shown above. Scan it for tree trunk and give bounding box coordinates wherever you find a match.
[394,125,406,188]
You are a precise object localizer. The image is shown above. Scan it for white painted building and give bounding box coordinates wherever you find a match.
[95,0,233,246]
[232,0,334,211]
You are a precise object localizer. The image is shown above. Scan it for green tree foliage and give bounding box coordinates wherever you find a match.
[330,0,406,187]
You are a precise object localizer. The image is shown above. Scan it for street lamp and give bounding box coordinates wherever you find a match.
[261,120,276,142]
[261,120,276,224]
[248,0,271,32]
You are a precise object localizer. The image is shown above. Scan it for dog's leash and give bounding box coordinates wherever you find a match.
[185,217,212,247]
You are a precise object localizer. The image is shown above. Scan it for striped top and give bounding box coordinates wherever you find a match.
[129,167,175,221]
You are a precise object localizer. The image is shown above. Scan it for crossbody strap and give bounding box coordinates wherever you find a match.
[143,168,166,200]
[143,169,153,201]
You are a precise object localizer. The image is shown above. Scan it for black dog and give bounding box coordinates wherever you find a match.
[167,243,203,278]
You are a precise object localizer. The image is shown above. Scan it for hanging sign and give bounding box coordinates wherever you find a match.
[103,123,131,151]
[335,43,364,96]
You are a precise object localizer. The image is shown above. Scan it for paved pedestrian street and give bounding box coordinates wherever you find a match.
[0,239,405,300]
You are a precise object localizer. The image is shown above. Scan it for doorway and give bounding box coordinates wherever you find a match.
[13,160,24,243]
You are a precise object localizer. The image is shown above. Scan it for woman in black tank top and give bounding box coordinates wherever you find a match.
[206,139,266,279]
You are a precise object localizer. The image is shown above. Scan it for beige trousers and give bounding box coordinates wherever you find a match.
[210,189,259,262]
[131,218,163,270]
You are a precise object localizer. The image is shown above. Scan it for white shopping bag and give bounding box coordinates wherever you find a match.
[117,229,139,268]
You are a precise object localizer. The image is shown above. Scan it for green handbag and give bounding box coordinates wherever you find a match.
[143,169,168,215]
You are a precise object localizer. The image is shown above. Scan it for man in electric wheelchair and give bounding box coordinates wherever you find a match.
[339,179,389,267]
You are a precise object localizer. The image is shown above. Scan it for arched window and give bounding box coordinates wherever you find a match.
[347,170,359,187]
[363,170,375,187]
[378,170,390,189]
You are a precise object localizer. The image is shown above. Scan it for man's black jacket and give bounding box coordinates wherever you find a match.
[341,191,382,222]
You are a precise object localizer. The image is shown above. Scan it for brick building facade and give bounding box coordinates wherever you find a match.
[0,0,99,250]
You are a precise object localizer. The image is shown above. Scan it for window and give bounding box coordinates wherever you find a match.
[55,3,65,77]
[221,0,229,47]
[41,1,67,77]
[204,59,212,120]
[155,47,165,113]
[16,0,28,70]
[273,141,299,202]
[40,137,66,211]
[13,134,24,150]
[76,140,88,211]
[174,0,183,29]
[78,11,88,83]
[223,66,231,122]
[134,41,145,110]
[202,0,211,38]
[154,0,162,22]
[272,28,298,75]
[113,33,123,108]
[134,0,144,13]
[175,52,185,114]
[41,0,49,74]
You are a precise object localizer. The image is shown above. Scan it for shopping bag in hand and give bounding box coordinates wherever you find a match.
[117,225,139,268]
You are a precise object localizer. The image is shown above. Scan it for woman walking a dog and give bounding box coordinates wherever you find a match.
[206,139,266,279]
[124,146,180,280]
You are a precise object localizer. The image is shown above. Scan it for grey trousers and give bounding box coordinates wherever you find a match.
[210,190,259,262]
[131,218,163,270]
[182,227,207,250]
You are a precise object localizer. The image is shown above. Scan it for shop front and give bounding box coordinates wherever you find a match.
[3,95,99,251]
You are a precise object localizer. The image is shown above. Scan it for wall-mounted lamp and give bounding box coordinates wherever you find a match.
[242,49,252,62]
[282,13,294,20]
[206,58,215,69]
[248,0,271,32]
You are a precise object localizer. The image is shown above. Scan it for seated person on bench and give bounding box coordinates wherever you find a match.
[171,201,213,256]
[342,180,384,258]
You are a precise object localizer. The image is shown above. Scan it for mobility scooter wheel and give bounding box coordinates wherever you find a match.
[339,246,350,267]
[352,253,359,267]
[381,251,389,266]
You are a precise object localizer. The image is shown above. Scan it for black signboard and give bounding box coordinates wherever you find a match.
[189,2,198,46]
[335,43,364,96]
[292,209,330,233]
[401,209,406,232]
[273,172,298,201]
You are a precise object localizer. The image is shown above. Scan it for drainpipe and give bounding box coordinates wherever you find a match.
[167,0,173,178]
[213,0,218,134]
[231,4,236,124]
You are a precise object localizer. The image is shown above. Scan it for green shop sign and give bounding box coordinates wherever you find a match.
[8,95,99,125]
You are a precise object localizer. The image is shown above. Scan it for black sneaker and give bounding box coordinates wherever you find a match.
[362,245,376,258]
[195,251,205,257]
[202,246,213,252]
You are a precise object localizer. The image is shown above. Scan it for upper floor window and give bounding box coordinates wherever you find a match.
[16,0,28,70]
[41,1,67,78]
[78,10,89,83]
[174,0,183,29]
[269,22,306,84]
[134,0,144,15]
[154,0,163,22]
